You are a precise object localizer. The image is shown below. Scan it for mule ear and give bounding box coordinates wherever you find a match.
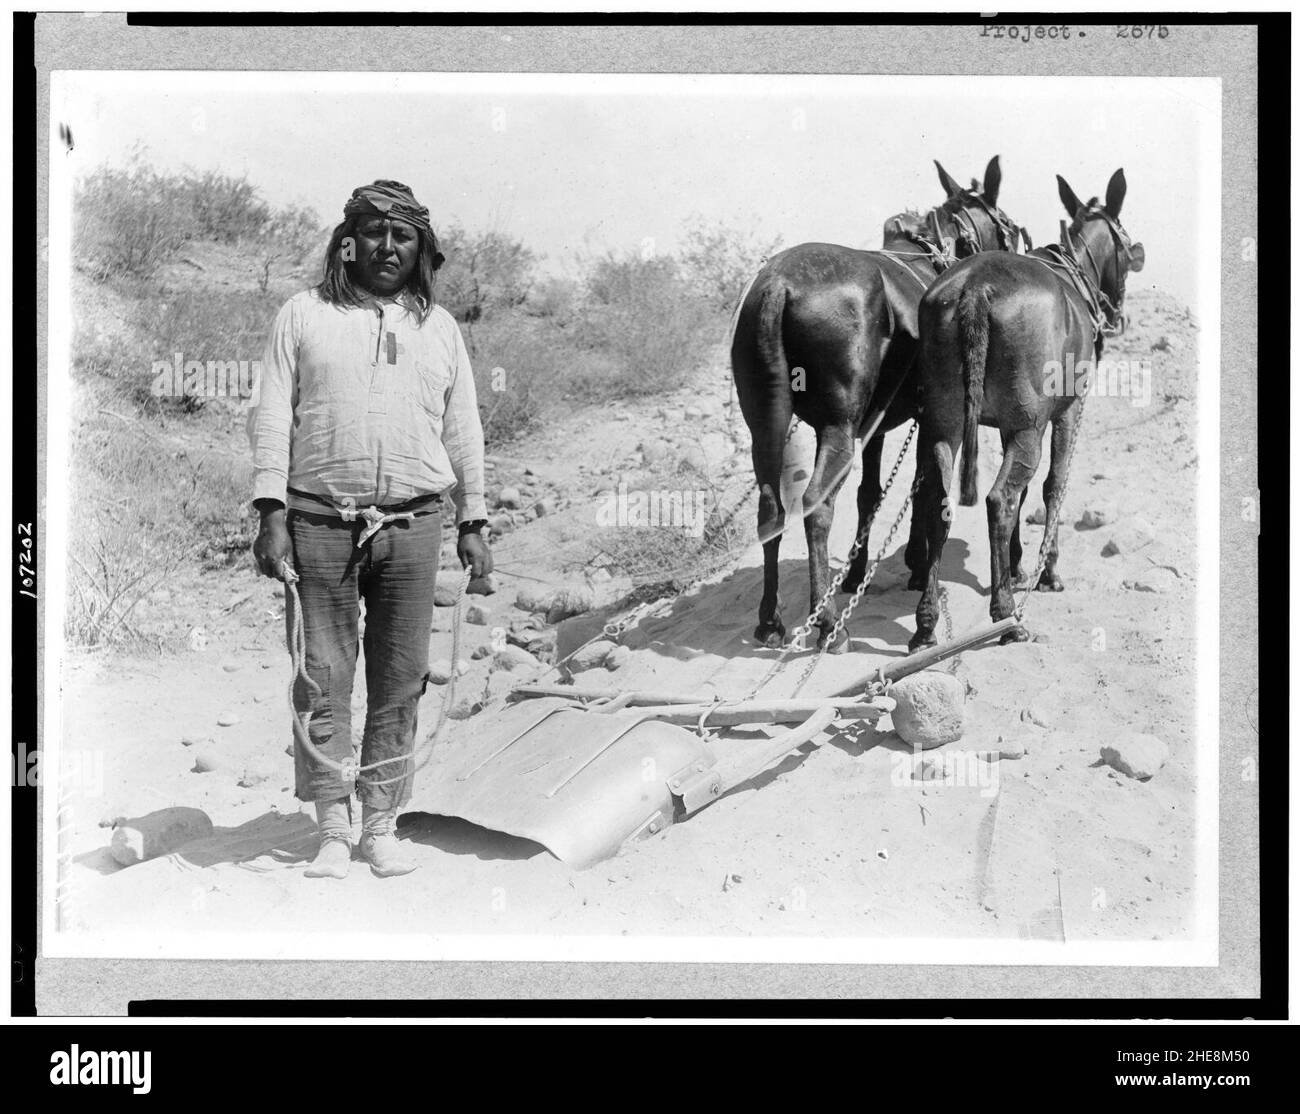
[982,156,1002,207]
[934,159,963,198]
[1104,168,1128,218]
[1056,174,1083,220]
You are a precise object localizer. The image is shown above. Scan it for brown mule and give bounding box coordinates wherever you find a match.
[909,168,1145,651]
[731,157,1028,654]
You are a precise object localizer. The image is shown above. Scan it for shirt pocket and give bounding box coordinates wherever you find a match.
[410,346,453,419]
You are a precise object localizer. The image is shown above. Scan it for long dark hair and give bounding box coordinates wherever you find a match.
[315,216,444,323]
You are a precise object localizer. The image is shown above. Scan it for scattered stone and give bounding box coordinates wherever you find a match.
[1076,506,1113,530]
[496,485,523,509]
[466,603,491,626]
[1124,567,1179,594]
[546,585,595,623]
[427,659,471,684]
[237,770,269,789]
[1100,516,1155,557]
[532,499,555,519]
[515,584,552,613]
[876,848,890,861]
[470,642,494,660]
[604,645,632,671]
[216,711,240,727]
[1025,505,1046,526]
[1020,698,1056,729]
[180,734,209,748]
[447,697,479,721]
[1150,334,1181,352]
[678,445,708,474]
[639,439,670,465]
[110,807,214,866]
[494,645,540,673]
[997,738,1027,760]
[889,670,966,749]
[684,405,703,420]
[192,750,224,774]
[1100,734,1169,780]
[467,575,496,596]
[569,639,616,671]
[488,514,514,537]
[434,582,461,607]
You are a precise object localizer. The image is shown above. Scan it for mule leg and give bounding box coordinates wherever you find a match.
[909,434,956,652]
[987,427,1043,642]
[1003,428,1029,586]
[754,476,787,647]
[804,422,855,653]
[1037,405,1079,592]
[841,433,882,593]
[904,440,930,590]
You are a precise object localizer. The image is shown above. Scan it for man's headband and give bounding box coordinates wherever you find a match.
[343,180,433,234]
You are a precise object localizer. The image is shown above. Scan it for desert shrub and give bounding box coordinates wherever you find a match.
[436,224,537,323]
[523,275,580,321]
[74,283,285,417]
[74,164,195,281]
[678,214,783,312]
[182,169,272,244]
[572,252,714,394]
[467,310,614,446]
[66,419,253,647]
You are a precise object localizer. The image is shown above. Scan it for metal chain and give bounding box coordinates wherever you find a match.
[745,420,918,699]
[787,460,923,697]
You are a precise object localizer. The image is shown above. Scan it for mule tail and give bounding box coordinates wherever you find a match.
[957,283,993,506]
[751,282,794,482]
[732,277,794,543]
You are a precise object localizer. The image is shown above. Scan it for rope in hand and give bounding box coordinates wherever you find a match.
[280,557,471,790]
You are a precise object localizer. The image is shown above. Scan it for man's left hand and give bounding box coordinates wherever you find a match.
[457,532,493,579]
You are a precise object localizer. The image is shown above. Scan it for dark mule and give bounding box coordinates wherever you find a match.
[731,157,1026,653]
[909,168,1145,651]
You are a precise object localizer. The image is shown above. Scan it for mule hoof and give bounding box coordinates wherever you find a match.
[907,632,938,653]
[999,624,1031,645]
[817,628,851,655]
[906,572,927,592]
[754,621,786,649]
[1035,572,1065,593]
[840,569,865,594]
[1010,566,1029,589]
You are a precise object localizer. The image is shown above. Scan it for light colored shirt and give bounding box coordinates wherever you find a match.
[247,289,487,524]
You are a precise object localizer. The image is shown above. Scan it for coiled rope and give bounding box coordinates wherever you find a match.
[281,558,470,789]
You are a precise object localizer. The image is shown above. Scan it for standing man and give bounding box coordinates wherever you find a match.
[248,180,491,879]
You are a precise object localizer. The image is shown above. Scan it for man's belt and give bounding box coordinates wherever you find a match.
[287,488,442,547]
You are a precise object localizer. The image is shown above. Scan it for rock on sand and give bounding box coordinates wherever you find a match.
[1100,734,1169,780]
[889,671,966,749]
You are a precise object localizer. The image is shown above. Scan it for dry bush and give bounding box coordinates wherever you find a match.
[572,252,715,396]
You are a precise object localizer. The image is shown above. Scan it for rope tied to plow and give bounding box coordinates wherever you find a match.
[280,558,470,789]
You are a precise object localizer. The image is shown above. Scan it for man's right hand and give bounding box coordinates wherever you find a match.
[252,502,292,580]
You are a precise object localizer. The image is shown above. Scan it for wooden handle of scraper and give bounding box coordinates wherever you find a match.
[719,704,840,794]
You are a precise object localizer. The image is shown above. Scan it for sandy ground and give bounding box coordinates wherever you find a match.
[56,288,1204,952]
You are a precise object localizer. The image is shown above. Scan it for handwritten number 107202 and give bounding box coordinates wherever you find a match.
[18,523,35,599]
